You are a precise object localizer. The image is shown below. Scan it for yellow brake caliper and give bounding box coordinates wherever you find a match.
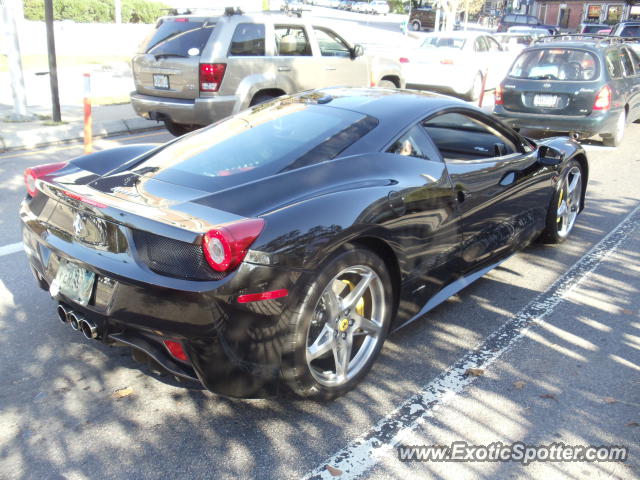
[341,279,366,316]
[557,188,564,223]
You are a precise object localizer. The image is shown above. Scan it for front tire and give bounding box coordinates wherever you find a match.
[164,119,197,137]
[540,160,584,244]
[411,20,421,31]
[281,246,393,400]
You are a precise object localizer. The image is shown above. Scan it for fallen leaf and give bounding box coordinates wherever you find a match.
[626,421,639,427]
[603,397,618,404]
[620,309,634,315]
[112,387,133,399]
[465,368,484,377]
[513,381,526,389]
[325,465,343,477]
[539,393,558,401]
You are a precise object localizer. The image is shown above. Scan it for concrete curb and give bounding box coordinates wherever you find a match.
[0,117,163,153]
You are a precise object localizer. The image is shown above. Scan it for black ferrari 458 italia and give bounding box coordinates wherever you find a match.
[21,88,588,399]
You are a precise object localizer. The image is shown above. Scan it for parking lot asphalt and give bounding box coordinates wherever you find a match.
[0,120,638,479]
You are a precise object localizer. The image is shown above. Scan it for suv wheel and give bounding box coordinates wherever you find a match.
[250,93,277,107]
[601,111,626,147]
[377,79,397,88]
[164,119,196,137]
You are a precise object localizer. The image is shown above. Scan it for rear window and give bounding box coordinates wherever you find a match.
[503,15,517,22]
[582,25,604,33]
[509,48,599,81]
[421,36,466,49]
[139,18,215,56]
[130,104,378,191]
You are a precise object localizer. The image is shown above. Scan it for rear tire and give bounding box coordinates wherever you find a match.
[250,93,277,107]
[464,72,483,101]
[281,246,393,400]
[411,20,421,31]
[601,110,626,147]
[540,159,584,244]
[377,79,397,88]
[164,119,197,137]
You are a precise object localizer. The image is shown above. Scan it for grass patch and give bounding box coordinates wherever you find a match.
[0,54,131,72]
[92,95,131,106]
[42,120,70,126]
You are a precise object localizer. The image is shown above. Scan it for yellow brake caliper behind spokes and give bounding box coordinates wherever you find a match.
[557,187,564,223]
[341,279,366,316]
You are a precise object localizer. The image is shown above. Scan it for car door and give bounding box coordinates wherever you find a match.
[422,109,549,272]
[311,26,369,87]
[380,124,462,316]
[273,24,320,93]
[484,35,512,88]
[620,46,640,122]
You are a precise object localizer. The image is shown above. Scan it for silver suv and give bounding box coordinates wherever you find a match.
[131,9,405,135]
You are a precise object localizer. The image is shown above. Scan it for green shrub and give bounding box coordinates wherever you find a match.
[23,0,170,23]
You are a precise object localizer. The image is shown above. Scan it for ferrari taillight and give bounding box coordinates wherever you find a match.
[593,85,611,111]
[24,162,68,197]
[199,63,226,92]
[202,219,265,272]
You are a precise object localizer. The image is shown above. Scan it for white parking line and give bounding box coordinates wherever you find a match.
[0,242,23,257]
[302,202,640,480]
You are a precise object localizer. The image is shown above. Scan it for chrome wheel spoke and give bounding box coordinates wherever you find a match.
[342,272,373,311]
[353,314,381,336]
[307,324,334,361]
[323,289,341,319]
[333,334,353,380]
[567,175,580,198]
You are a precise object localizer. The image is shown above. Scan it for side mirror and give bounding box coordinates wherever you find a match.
[538,145,565,166]
[352,44,364,59]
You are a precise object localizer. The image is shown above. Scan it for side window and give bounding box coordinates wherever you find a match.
[474,36,488,52]
[504,15,516,22]
[387,126,430,160]
[527,16,539,25]
[606,50,623,78]
[275,25,312,56]
[486,36,501,51]
[229,23,265,56]
[313,27,351,57]
[620,47,636,76]
[423,112,518,161]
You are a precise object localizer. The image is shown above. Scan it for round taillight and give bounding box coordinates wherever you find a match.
[23,161,68,197]
[24,170,37,197]
[202,219,265,273]
[203,230,232,272]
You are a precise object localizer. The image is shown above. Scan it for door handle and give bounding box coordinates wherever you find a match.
[499,171,516,186]
[325,67,337,71]
[277,66,291,72]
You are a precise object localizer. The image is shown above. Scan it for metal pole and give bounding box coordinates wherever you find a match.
[114,0,121,23]
[83,73,92,154]
[44,0,61,122]
[1,0,31,121]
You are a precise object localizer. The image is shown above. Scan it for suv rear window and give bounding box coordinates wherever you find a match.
[139,18,215,56]
[509,48,599,81]
[130,104,378,191]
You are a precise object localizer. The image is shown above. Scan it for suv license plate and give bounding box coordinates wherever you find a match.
[533,94,558,108]
[52,261,95,306]
[153,74,169,89]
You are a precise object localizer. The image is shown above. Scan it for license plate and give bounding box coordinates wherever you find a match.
[533,94,559,108]
[52,261,95,306]
[153,74,169,89]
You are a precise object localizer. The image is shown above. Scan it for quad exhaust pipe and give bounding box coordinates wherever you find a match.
[57,304,99,339]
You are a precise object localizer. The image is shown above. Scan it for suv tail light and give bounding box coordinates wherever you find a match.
[202,219,265,272]
[593,85,611,110]
[199,63,226,92]
[495,83,504,105]
[24,162,68,197]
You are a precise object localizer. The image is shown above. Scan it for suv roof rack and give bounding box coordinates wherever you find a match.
[159,6,244,16]
[534,34,630,45]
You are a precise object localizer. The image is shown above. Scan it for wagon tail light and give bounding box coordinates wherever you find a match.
[495,83,504,105]
[593,84,611,111]
[24,161,68,197]
[202,218,265,272]
[399,57,410,63]
[440,58,455,65]
[199,63,226,92]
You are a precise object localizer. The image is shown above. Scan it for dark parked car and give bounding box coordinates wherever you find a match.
[497,13,559,34]
[22,88,588,400]
[576,23,608,34]
[494,36,640,146]
[610,20,640,55]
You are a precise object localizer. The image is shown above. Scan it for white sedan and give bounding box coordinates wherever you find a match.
[402,31,516,100]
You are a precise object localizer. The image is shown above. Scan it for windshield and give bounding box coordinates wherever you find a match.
[421,36,466,49]
[138,18,216,56]
[129,103,378,191]
[509,48,599,81]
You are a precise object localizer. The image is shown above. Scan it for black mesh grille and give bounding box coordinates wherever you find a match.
[133,230,222,281]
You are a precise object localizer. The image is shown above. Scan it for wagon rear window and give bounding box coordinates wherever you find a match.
[509,48,599,81]
[139,18,216,56]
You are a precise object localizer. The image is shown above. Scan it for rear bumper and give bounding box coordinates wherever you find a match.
[130,92,238,127]
[493,106,621,136]
[21,206,298,398]
[406,67,471,95]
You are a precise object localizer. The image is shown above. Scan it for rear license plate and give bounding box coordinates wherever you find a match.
[153,74,169,89]
[52,261,95,306]
[533,94,559,108]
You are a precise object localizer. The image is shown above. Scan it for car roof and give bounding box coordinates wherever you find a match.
[295,88,474,126]
[422,30,488,39]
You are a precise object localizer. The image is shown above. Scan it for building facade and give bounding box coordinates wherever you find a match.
[533,0,640,30]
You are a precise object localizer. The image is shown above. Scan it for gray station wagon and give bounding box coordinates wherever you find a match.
[130,9,405,135]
